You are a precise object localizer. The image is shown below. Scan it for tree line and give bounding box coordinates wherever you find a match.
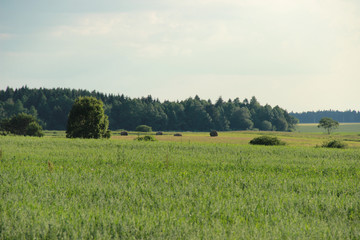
[0,86,298,131]
[290,110,360,123]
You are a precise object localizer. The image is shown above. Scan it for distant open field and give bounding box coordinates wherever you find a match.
[112,132,360,148]
[296,122,360,133]
[45,124,360,148]
[111,125,360,147]
[1,136,360,239]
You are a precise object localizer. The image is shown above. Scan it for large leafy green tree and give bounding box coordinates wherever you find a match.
[318,117,339,134]
[230,107,253,130]
[183,97,212,131]
[66,97,110,138]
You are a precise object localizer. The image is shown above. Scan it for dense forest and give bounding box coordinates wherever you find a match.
[0,86,300,131]
[290,111,360,123]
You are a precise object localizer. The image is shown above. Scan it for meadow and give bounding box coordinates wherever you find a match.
[111,123,360,147]
[1,125,360,239]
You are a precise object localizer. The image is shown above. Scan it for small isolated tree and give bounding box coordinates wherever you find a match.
[66,97,110,139]
[0,113,43,137]
[135,125,152,132]
[318,117,339,134]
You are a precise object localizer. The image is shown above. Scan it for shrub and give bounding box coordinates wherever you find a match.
[0,113,43,137]
[174,133,182,137]
[120,131,128,136]
[322,139,347,149]
[156,131,163,135]
[210,130,218,137]
[135,125,152,132]
[249,136,285,146]
[135,135,157,141]
[25,122,44,137]
[103,130,111,139]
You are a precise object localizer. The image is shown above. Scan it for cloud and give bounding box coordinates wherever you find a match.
[0,33,12,40]
[2,0,360,112]
[50,12,199,58]
[51,15,119,36]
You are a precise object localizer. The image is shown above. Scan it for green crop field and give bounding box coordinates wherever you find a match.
[1,135,360,239]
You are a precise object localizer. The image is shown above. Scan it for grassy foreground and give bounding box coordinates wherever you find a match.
[0,136,360,239]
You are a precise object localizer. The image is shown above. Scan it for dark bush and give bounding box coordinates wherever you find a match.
[135,135,157,141]
[322,139,347,149]
[249,136,285,146]
[156,131,163,135]
[25,122,44,137]
[135,125,152,132]
[0,113,43,137]
[120,131,128,136]
[210,130,218,137]
[174,133,182,137]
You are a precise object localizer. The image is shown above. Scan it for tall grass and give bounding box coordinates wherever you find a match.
[0,136,359,239]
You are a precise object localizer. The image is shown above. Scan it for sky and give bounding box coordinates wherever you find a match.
[0,0,359,112]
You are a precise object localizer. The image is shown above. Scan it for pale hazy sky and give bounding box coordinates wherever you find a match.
[1,0,359,112]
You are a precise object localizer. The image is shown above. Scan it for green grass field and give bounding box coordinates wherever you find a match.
[1,134,360,239]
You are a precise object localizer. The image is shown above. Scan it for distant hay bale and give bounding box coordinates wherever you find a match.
[174,133,182,137]
[156,131,163,135]
[120,131,128,136]
[210,130,218,137]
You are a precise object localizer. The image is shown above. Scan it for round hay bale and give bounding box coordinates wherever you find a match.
[156,131,163,135]
[210,130,218,137]
[174,133,182,137]
[120,131,128,136]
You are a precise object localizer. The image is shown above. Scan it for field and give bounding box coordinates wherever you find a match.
[1,125,360,239]
[113,131,360,148]
[110,123,360,148]
[296,123,360,133]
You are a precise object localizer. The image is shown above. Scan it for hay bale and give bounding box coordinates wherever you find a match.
[120,131,128,136]
[210,130,218,137]
[156,131,163,135]
[174,133,182,137]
